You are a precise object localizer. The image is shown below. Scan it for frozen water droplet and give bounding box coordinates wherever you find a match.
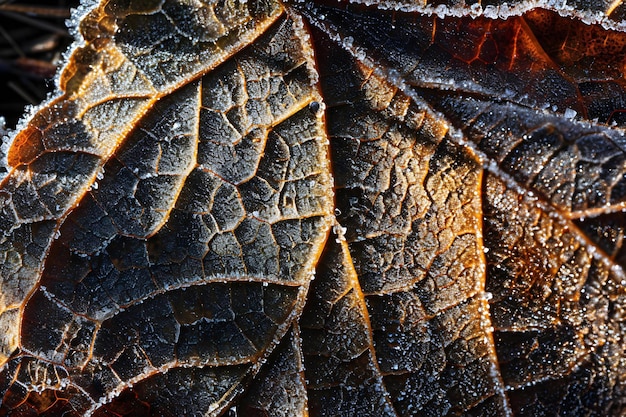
[564,108,577,119]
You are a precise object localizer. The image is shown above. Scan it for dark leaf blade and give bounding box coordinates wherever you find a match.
[0,1,334,415]
[305,27,508,415]
[301,232,398,416]
[0,0,288,365]
[295,0,626,415]
[236,325,308,416]
[2,0,626,416]
[297,2,626,122]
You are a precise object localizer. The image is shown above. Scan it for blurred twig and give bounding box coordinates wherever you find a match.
[0,0,79,128]
[0,4,72,18]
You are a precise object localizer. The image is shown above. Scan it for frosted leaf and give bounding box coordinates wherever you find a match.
[1,0,626,416]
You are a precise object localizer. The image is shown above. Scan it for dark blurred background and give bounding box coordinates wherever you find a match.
[0,0,80,129]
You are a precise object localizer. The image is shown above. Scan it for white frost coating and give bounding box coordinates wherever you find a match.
[469,3,482,18]
[288,10,320,86]
[342,35,354,48]
[333,221,348,243]
[477,292,513,417]
[564,108,577,119]
[433,4,449,19]
[346,0,626,32]
[66,0,100,40]
[0,116,9,181]
[5,0,99,169]
[312,10,626,305]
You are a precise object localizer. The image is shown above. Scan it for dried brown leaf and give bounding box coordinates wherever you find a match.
[1,0,626,416]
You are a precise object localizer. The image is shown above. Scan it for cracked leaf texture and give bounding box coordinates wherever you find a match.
[1,0,626,416]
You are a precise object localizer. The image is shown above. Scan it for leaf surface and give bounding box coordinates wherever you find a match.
[1,0,626,416]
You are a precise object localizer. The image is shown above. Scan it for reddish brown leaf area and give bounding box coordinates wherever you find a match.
[1,1,626,416]
[440,7,626,122]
